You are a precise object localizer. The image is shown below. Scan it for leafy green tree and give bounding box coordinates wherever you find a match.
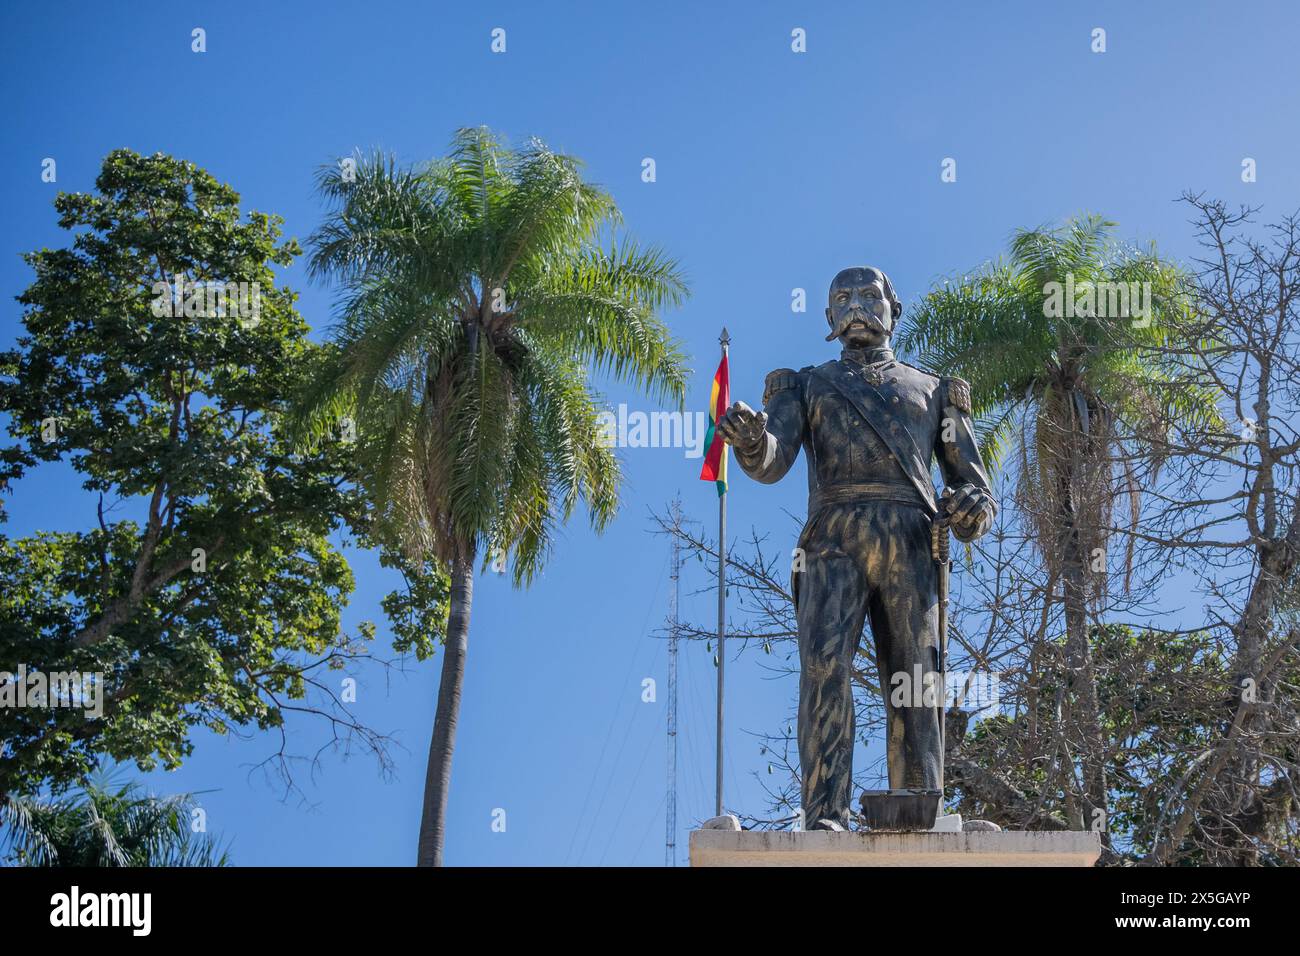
[897,215,1210,845]
[948,623,1300,864]
[1,776,229,866]
[0,150,418,801]
[297,128,690,865]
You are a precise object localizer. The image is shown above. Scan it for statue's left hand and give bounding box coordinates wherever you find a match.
[939,484,996,541]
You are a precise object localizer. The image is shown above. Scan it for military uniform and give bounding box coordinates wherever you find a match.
[733,345,993,827]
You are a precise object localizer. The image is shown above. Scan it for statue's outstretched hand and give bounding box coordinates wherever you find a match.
[716,401,768,455]
[939,483,996,542]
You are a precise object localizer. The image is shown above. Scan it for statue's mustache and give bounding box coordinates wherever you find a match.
[826,309,886,342]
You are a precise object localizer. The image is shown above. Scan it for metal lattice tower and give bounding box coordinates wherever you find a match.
[666,497,683,867]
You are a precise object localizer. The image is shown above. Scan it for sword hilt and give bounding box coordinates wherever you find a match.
[931,505,951,564]
[932,522,950,563]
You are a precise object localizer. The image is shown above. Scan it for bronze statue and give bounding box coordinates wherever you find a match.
[716,267,996,830]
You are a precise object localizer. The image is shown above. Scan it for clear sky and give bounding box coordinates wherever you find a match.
[2,1,1298,865]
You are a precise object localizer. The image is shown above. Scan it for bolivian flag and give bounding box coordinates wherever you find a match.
[699,352,730,496]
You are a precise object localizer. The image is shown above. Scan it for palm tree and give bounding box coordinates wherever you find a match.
[296,128,689,865]
[897,215,1211,845]
[1,778,230,866]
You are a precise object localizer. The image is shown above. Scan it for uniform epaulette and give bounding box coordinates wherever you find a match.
[763,367,804,405]
[943,376,972,413]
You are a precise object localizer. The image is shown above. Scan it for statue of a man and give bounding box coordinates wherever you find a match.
[716,266,997,830]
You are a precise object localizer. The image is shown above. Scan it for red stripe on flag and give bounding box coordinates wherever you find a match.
[699,354,729,485]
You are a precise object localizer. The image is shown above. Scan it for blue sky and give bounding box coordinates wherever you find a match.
[2,1,1298,865]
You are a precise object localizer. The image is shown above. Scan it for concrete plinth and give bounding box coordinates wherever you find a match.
[689,829,1101,867]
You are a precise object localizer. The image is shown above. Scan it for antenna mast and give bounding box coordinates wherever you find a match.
[666,496,682,866]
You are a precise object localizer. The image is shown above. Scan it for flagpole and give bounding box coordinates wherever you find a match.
[716,327,729,818]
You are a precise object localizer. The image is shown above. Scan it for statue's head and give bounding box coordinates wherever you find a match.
[824,266,902,347]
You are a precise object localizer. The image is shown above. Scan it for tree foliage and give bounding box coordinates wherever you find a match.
[1,776,230,866]
[296,129,690,580]
[0,150,429,800]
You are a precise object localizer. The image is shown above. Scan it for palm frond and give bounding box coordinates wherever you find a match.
[298,129,690,582]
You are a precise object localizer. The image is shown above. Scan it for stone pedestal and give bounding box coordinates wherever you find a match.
[689,829,1101,867]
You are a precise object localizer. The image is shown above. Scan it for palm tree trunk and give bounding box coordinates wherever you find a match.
[1059,479,1110,850]
[416,553,474,866]
[1061,543,1108,830]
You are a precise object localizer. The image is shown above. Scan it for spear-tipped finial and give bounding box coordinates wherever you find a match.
[719,326,730,346]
